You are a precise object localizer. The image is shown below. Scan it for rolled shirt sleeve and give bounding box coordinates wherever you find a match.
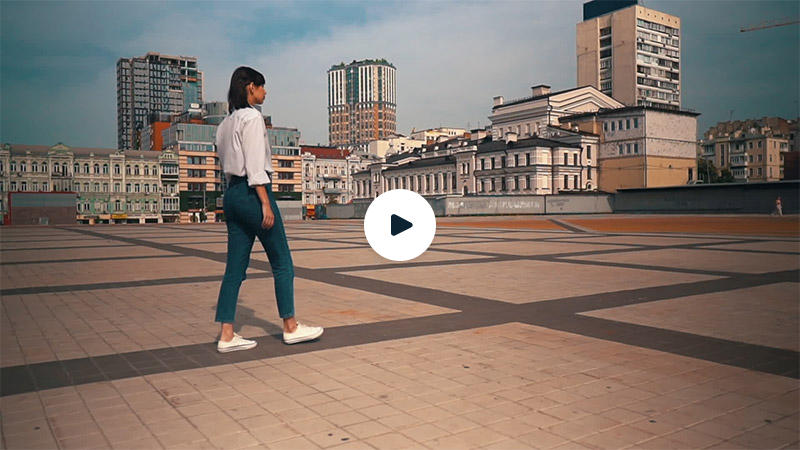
[240,116,272,187]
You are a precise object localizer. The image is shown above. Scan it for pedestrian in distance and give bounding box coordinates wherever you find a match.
[214,66,323,353]
[773,196,783,216]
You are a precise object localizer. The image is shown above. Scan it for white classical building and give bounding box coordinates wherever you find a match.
[366,134,425,158]
[0,143,179,224]
[409,127,469,143]
[352,131,598,199]
[489,84,624,140]
[300,146,373,204]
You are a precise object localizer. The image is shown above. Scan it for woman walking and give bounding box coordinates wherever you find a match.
[215,66,323,353]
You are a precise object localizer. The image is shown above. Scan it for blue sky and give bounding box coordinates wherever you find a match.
[1,0,797,148]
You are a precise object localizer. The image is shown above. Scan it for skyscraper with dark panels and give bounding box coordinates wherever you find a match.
[328,59,396,151]
[116,52,203,150]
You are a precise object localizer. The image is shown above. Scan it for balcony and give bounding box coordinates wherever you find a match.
[323,188,344,195]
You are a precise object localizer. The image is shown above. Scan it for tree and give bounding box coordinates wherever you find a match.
[697,158,736,183]
[718,168,735,183]
[697,158,716,183]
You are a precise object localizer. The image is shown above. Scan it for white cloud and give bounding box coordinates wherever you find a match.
[250,1,582,144]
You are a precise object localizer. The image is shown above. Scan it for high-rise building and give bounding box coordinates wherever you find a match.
[117,52,203,150]
[328,59,397,151]
[577,0,681,110]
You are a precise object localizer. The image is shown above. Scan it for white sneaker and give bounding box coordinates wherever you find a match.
[217,333,257,353]
[283,323,324,345]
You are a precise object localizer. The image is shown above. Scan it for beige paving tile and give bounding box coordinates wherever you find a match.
[567,248,799,274]
[581,283,800,351]
[350,260,718,304]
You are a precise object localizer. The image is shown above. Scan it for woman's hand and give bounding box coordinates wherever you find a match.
[261,203,275,229]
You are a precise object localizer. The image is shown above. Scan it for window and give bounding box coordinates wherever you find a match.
[126,183,131,193]
[634,143,639,154]
[114,183,120,192]
[152,184,158,192]
[603,122,608,132]
[627,144,631,154]
[126,165,131,175]
[758,154,763,162]
[20,162,27,172]
[144,184,150,193]
[21,181,27,191]
[563,153,568,165]
[134,165,140,175]
[619,145,624,155]
[83,183,89,192]
[633,118,639,128]
[32,162,38,172]
[563,175,568,189]
[103,164,109,174]
[758,167,762,176]
[94,164,99,174]
[514,154,519,167]
[573,175,578,189]
[588,167,592,180]
[491,158,496,170]
[42,162,47,172]
[481,159,486,170]
[11,182,16,191]
[32,182,38,191]
[10,162,16,172]
[94,183,99,192]
[114,164,120,175]
[526,153,531,165]
[144,166,150,176]
[103,183,108,192]
[626,119,630,129]
[573,154,578,165]
[83,163,89,173]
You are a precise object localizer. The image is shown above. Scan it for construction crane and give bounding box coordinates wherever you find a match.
[740,18,799,32]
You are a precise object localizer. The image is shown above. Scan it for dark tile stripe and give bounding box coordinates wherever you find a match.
[0,273,272,296]
[536,314,799,378]
[0,254,185,266]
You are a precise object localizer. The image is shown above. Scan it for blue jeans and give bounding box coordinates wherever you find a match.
[215,177,295,323]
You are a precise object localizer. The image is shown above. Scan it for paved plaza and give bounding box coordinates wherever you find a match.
[1,215,798,449]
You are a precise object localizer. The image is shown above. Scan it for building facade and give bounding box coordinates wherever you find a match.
[367,135,425,158]
[577,0,681,109]
[267,127,302,197]
[117,52,203,150]
[162,121,221,222]
[699,118,792,183]
[328,59,397,151]
[301,146,370,205]
[489,85,624,141]
[560,106,699,192]
[0,143,176,224]
[352,134,598,200]
[409,127,469,143]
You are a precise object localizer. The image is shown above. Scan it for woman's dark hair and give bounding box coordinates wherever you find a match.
[227,66,266,113]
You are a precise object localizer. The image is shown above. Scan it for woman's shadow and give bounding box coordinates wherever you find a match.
[211,303,285,343]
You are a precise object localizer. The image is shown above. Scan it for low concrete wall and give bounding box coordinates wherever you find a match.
[614,181,799,214]
[440,196,544,215]
[545,195,614,214]
[277,201,303,221]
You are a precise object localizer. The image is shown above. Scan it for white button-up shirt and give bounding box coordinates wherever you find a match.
[216,106,273,187]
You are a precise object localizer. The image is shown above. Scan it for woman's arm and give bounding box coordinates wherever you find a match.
[254,185,274,229]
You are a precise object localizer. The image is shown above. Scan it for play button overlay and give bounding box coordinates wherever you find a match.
[390,214,413,236]
[364,189,436,261]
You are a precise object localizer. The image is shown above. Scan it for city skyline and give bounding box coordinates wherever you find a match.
[1,0,798,148]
